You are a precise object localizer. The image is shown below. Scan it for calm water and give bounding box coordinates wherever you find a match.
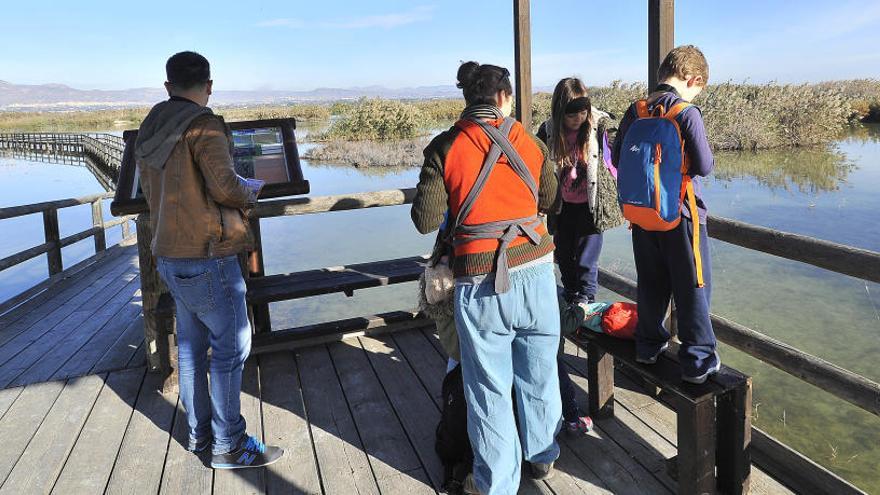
[1,127,879,491]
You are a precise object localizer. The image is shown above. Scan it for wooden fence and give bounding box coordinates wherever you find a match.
[0,133,125,191]
[0,192,136,315]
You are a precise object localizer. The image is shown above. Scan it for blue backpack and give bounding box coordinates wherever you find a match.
[617,99,705,287]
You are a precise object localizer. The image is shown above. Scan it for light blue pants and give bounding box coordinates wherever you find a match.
[455,262,562,495]
[157,255,251,455]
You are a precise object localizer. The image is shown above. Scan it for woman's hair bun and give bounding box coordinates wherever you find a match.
[456,61,480,90]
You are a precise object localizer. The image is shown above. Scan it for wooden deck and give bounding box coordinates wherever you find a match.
[0,247,795,494]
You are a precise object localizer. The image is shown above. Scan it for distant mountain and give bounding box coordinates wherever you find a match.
[0,80,463,111]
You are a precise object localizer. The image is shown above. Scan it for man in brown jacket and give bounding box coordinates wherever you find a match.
[136,51,282,469]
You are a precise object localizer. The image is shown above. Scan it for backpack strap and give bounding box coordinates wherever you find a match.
[635,99,650,118]
[664,101,692,121]
[663,100,701,286]
[449,117,519,232]
[684,178,705,288]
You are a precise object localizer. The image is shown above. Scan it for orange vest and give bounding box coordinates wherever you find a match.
[444,118,548,258]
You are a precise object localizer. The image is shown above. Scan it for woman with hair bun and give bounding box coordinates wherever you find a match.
[412,61,561,495]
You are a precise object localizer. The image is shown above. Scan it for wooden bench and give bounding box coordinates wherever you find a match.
[569,330,752,495]
[246,255,428,304]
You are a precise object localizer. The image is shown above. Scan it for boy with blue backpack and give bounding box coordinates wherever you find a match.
[612,45,719,384]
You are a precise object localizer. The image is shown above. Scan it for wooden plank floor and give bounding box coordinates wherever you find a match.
[0,250,796,494]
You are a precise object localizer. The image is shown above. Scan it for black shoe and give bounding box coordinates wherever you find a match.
[187,436,211,453]
[211,434,284,469]
[529,461,555,480]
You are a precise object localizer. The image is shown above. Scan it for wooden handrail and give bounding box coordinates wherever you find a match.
[709,216,880,284]
[252,187,880,284]
[253,188,416,218]
[0,192,113,220]
[0,192,135,280]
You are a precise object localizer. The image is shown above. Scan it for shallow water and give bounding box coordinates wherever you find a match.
[1,126,879,491]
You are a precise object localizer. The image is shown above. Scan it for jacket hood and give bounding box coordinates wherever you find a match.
[134,99,213,170]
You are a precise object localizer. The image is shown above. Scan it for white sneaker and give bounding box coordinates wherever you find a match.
[682,352,722,384]
[635,342,669,365]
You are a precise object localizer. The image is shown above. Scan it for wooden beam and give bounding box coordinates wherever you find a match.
[751,428,866,495]
[245,218,271,333]
[716,378,753,495]
[513,0,532,129]
[0,192,112,221]
[648,0,675,91]
[676,396,716,495]
[709,216,880,284]
[253,188,416,219]
[43,209,63,275]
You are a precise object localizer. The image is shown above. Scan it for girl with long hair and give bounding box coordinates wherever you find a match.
[537,77,624,435]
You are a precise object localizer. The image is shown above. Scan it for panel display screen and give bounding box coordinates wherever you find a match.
[231,127,291,183]
[111,117,308,216]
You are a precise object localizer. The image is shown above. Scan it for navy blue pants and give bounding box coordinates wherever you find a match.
[555,202,603,304]
[631,217,716,377]
[557,350,581,421]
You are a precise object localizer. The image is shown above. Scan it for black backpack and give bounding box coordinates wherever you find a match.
[435,364,473,494]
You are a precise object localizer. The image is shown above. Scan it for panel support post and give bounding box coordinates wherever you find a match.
[648,0,675,91]
[136,213,177,393]
[513,0,532,129]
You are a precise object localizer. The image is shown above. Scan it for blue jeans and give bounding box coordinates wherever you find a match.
[631,217,716,377]
[455,262,562,495]
[157,255,251,455]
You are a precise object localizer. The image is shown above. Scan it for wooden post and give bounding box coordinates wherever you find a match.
[513,0,532,129]
[648,0,675,91]
[43,208,62,275]
[247,218,271,333]
[587,344,615,418]
[716,378,753,494]
[677,397,717,495]
[135,213,177,392]
[91,200,106,253]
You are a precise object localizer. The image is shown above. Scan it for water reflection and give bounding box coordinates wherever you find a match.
[715,148,855,193]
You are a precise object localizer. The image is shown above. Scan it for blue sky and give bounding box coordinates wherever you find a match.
[2,0,878,91]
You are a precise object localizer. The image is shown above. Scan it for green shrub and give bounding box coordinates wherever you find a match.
[219,103,331,122]
[322,98,424,141]
[304,138,428,168]
[699,83,851,150]
[329,100,357,117]
[0,108,149,132]
[589,81,647,119]
[413,99,465,123]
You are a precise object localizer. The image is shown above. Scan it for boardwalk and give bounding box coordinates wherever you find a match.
[0,246,794,494]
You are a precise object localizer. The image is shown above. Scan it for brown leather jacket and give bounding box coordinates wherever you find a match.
[138,112,255,258]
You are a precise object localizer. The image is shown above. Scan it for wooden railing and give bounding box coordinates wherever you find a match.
[241,187,875,494]
[0,133,125,190]
[0,192,136,314]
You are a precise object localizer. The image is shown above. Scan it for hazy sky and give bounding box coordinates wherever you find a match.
[2,0,878,91]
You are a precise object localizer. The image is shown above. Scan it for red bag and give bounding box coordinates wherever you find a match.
[601,302,638,340]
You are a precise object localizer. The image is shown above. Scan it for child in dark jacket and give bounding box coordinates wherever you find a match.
[612,45,719,384]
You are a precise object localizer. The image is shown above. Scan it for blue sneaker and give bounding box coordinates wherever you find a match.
[682,352,722,384]
[636,342,669,365]
[211,434,284,469]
